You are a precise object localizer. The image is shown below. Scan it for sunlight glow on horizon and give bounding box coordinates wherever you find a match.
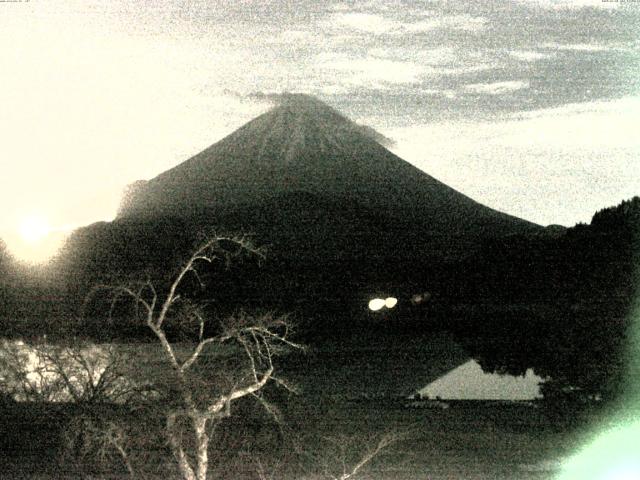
[0,1,271,239]
[18,216,50,244]
[4,216,72,265]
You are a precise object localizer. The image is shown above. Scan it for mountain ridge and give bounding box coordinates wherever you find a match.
[119,94,539,239]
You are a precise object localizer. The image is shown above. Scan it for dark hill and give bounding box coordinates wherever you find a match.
[119,94,538,240]
[59,94,544,335]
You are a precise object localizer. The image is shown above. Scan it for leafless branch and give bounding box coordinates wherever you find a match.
[67,235,301,480]
[180,338,218,373]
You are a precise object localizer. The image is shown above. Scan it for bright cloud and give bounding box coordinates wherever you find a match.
[367,46,493,76]
[542,42,614,52]
[509,50,554,61]
[410,14,488,32]
[327,12,487,35]
[317,45,494,88]
[317,53,426,85]
[388,96,640,226]
[464,81,530,95]
[330,12,396,34]
[368,46,458,65]
[516,0,621,9]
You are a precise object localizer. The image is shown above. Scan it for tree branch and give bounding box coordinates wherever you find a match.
[206,366,275,417]
[180,338,217,373]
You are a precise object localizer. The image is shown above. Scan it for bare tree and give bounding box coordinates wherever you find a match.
[0,340,145,404]
[0,338,158,478]
[87,236,302,480]
[0,235,405,480]
[293,431,405,480]
[62,413,139,479]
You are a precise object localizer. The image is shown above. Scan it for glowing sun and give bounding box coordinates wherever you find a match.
[19,216,51,243]
[5,215,66,264]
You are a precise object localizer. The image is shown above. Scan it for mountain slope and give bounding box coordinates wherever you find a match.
[60,94,547,339]
[119,94,538,239]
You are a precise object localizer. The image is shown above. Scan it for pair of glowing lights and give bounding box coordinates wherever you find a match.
[368,297,398,311]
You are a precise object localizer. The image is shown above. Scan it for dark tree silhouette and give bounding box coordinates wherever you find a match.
[82,236,302,480]
[456,197,639,407]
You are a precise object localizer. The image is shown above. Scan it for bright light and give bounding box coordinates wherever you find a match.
[385,297,398,308]
[368,297,398,311]
[603,464,640,480]
[19,216,50,243]
[368,298,386,311]
[4,215,67,264]
[559,421,640,480]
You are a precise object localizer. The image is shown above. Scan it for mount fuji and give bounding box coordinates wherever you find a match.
[119,94,537,242]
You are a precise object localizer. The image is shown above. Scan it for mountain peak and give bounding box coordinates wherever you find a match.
[119,95,539,239]
[264,93,395,148]
[264,93,352,132]
[255,93,342,114]
[275,93,333,109]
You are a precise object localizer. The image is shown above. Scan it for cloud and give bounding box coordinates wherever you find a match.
[541,42,614,52]
[388,96,640,226]
[441,90,458,99]
[400,15,488,33]
[275,29,317,43]
[242,91,288,104]
[367,46,494,77]
[317,53,426,85]
[422,88,458,98]
[312,46,495,91]
[326,12,487,36]
[507,95,640,126]
[329,12,396,34]
[515,0,621,9]
[369,46,458,66]
[463,81,530,95]
[509,50,554,62]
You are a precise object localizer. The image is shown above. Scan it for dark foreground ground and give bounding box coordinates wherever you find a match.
[0,396,608,480]
[285,398,601,480]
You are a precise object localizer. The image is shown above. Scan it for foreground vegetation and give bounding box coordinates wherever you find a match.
[0,394,604,479]
[0,236,403,480]
[0,197,637,478]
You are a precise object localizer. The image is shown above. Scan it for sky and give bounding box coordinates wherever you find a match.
[1,0,639,261]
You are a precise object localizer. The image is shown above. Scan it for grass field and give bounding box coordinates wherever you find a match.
[0,396,602,479]
[278,396,595,480]
[0,332,612,480]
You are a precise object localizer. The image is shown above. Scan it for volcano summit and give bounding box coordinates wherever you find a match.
[119,94,537,239]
